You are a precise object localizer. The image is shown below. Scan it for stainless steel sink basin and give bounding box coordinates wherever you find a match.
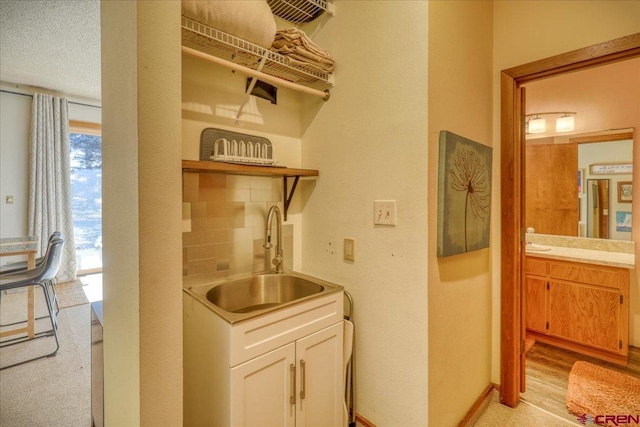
[184,271,343,323]
[207,274,324,314]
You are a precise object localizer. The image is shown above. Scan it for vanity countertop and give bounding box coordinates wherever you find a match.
[526,245,635,269]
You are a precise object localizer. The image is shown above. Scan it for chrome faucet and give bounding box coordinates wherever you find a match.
[264,205,284,273]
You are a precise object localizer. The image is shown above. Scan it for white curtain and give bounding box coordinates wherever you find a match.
[28,93,77,282]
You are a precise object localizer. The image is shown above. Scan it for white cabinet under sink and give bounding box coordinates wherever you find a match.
[231,323,343,427]
[183,289,344,426]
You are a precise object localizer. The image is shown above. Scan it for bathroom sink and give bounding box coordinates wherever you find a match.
[185,270,343,323]
[207,274,324,313]
[526,243,551,251]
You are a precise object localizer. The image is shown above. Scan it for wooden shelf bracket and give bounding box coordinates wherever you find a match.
[283,176,300,222]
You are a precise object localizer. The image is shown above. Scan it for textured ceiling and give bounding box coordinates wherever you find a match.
[0,0,101,101]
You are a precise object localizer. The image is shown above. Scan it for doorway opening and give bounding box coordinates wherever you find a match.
[69,120,102,275]
[69,120,103,303]
[499,33,640,408]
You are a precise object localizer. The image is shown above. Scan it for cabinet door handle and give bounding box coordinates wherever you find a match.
[290,363,296,405]
[300,359,306,400]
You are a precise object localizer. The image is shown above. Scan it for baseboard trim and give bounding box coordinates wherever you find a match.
[528,331,627,365]
[457,382,498,427]
[355,383,500,427]
[355,413,377,427]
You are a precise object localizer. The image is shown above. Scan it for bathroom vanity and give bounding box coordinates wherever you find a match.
[183,271,345,426]
[524,235,634,365]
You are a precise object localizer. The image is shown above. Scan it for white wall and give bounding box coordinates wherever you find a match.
[0,91,30,242]
[300,2,429,425]
[69,101,101,124]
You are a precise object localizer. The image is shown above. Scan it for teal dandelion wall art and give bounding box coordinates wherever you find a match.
[437,131,493,257]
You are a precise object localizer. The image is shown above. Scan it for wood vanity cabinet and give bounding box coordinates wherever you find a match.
[525,257,630,364]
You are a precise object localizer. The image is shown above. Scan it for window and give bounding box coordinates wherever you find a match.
[69,121,102,274]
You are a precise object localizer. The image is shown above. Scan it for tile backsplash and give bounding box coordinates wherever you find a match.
[182,172,293,287]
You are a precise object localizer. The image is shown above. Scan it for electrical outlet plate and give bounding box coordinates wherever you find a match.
[374,200,396,226]
[343,238,355,261]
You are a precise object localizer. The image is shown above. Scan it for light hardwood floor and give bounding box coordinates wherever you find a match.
[521,341,640,424]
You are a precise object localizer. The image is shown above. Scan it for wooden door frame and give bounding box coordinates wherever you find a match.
[499,32,640,407]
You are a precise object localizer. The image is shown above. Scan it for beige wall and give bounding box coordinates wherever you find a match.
[101,2,140,423]
[492,1,640,382]
[300,2,429,425]
[181,54,304,140]
[427,2,494,426]
[101,1,183,425]
[493,1,640,71]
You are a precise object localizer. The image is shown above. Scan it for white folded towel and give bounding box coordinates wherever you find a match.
[271,28,335,74]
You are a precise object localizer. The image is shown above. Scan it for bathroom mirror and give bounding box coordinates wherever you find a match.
[525,130,633,240]
[586,179,609,239]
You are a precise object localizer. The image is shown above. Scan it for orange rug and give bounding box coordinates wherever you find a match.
[566,361,640,426]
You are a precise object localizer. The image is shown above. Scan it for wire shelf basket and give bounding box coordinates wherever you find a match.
[267,0,331,24]
[182,16,332,85]
[200,128,277,166]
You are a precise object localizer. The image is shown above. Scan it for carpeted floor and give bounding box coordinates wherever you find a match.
[473,390,580,426]
[0,279,88,324]
[56,279,90,308]
[0,281,91,426]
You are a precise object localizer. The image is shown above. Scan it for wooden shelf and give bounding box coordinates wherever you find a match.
[182,160,318,178]
[182,160,318,221]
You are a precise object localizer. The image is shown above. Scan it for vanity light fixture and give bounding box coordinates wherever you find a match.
[527,116,546,134]
[525,111,577,134]
[555,114,575,132]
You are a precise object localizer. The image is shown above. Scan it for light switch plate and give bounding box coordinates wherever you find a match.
[374,200,396,226]
[343,238,355,262]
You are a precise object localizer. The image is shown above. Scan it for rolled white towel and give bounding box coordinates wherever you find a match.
[182,0,277,49]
